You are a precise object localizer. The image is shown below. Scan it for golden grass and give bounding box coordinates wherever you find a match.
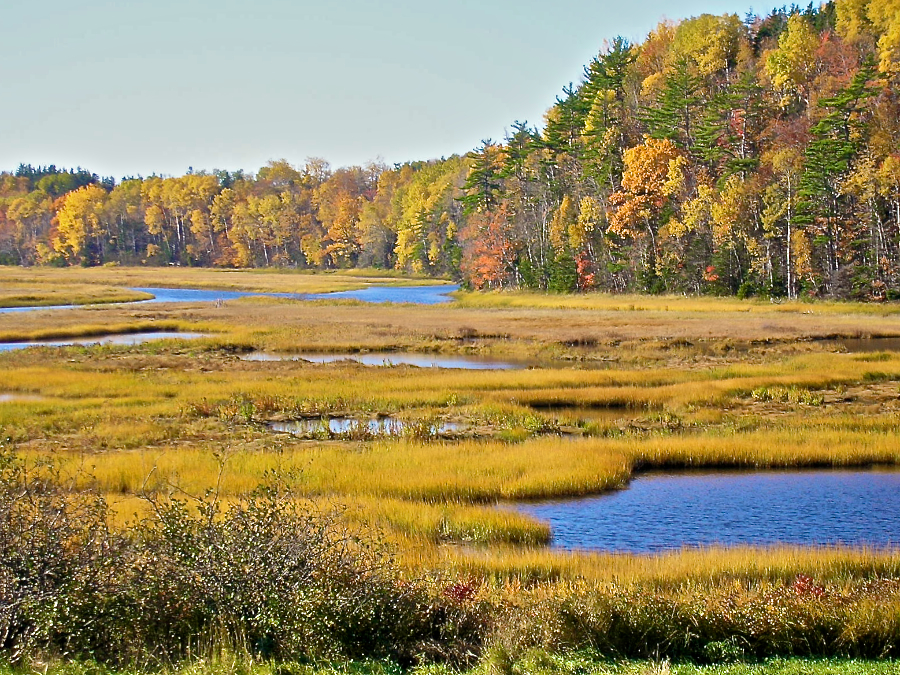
[454,288,900,318]
[5,269,900,363]
[0,319,212,343]
[436,543,900,585]
[0,280,153,307]
[3,268,900,590]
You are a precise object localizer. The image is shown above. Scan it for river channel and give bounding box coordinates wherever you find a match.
[0,284,458,314]
[510,469,900,552]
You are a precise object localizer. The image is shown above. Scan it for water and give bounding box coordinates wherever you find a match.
[0,393,45,403]
[129,287,283,303]
[270,417,460,437]
[305,284,457,304]
[837,337,900,353]
[0,284,458,314]
[241,351,524,369]
[511,470,900,552]
[0,332,206,352]
[0,303,89,315]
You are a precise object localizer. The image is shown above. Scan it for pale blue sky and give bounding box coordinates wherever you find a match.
[2,0,761,179]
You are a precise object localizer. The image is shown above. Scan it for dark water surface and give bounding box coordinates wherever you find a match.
[511,470,900,552]
[837,337,900,352]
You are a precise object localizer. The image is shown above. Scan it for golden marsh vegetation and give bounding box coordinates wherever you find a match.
[2,267,900,664]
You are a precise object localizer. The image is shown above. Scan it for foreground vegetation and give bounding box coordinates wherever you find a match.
[1,657,898,675]
[1,269,900,672]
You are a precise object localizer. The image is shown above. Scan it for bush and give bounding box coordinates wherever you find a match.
[0,448,482,667]
[0,449,127,662]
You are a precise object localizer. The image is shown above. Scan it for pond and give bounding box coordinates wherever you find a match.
[270,417,460,438]
[0,332,207,352]
[240,351,525,370]
[510,469,900,552]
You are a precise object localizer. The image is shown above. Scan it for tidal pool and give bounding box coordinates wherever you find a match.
[0,332,207,352]
[511,469,900,552]
[241,351,524,369]
[270,417,460,437]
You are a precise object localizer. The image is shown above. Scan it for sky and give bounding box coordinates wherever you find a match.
[2,0,765,179]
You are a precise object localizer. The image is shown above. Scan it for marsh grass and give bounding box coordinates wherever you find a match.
[452,289,900,319]
[5,269,900,667]
[0,282,153,308]
[0,320,215,344]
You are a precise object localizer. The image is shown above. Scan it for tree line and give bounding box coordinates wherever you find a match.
[2,0,899,299]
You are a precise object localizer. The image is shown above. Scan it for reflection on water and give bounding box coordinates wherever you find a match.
[510,470,900,552]
[0,332,206,352]
[305,284,457,304]
[130,287,276,303]
[0,284,458,314]
[0,394,45,403]
[837,337,900,353]
[270,417,460,437]
[241,351,523,370]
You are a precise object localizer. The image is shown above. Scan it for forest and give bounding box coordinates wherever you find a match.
[2,0,899,300]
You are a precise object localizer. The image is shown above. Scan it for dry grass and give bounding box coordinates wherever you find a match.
[454,288,900,318]
[0,280,152,307]
[3,267,900,594]
[437,542,900,585]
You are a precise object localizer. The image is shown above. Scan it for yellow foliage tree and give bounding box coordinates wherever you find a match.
[53,184,107,264]
[765,14,819,105]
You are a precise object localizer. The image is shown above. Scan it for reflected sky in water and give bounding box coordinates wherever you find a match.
[511,470,900,552]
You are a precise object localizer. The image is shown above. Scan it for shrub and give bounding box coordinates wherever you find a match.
[0,449,126,662]
[0,448,482,667]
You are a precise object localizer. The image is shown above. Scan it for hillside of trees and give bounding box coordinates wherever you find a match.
[2,0,899,299]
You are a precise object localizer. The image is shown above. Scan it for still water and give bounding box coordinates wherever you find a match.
[0,332,206,352]
[271,417,460,437]
[305,284,457,304]
[837,337,900,352]
[0,284,458,315]
[129,284,458,305]
[241,351,523,369]
[511,470,900,552]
